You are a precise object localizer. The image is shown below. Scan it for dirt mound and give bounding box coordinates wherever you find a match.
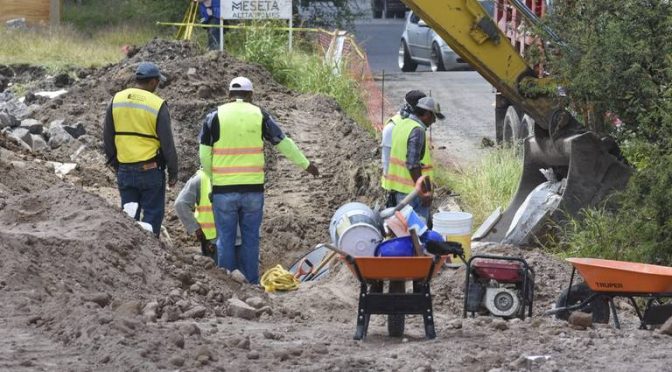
[28,39,383,267]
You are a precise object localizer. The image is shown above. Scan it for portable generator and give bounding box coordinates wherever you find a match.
[463,255,535,319]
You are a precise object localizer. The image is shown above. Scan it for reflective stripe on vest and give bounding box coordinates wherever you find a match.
[386,118,433,194]
[112,88,164,163]
[195,170,217,240]
[212,101,264,186]
[381,114,403,191]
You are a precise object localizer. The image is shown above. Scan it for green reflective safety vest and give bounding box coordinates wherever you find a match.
[112,88,164,163]
[212,101,265,186]
[381,113,403,191]
[386,118,433,194]
[195,170,216,240]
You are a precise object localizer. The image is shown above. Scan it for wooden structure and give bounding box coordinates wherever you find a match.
[0,0,62,26]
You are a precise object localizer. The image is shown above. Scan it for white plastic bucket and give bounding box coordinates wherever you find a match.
[432,211,473,263]
[329,202,382,256]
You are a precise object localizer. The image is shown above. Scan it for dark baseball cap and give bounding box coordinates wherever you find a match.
[405,90,427,107]
[135,62,166,82]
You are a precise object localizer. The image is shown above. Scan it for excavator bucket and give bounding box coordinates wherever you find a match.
[473,131,632,244]
[399,0,632,244]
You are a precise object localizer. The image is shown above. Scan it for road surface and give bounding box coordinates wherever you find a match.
[353,19,496,168]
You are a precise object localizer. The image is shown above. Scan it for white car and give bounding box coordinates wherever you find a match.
[399,3,494,72]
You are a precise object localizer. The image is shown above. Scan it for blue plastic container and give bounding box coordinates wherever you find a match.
[420,229,445,245]
[375,236,415,257]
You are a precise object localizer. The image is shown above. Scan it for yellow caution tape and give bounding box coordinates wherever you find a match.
[157,21,331,35]
[260,265,300,292]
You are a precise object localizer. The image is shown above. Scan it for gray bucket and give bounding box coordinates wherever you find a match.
[329,202,382,256]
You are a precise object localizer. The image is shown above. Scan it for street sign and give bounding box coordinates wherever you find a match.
[221,0,292,20]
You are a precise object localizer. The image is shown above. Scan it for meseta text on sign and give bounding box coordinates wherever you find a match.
[222,0,292,20]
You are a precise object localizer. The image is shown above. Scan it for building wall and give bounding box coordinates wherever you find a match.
[0,0,61,25]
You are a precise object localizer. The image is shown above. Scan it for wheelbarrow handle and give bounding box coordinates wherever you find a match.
[319,243,350,258]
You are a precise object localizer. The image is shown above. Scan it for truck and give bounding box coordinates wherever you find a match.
[493,0,547,144]
[400,0,631,243]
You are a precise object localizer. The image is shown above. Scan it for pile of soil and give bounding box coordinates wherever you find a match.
[1,39,670,371]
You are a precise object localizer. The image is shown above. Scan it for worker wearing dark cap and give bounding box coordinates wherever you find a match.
[103,61,178,237]
[387,96,445,222]
[199,76,319,284]
[381,90,427,207]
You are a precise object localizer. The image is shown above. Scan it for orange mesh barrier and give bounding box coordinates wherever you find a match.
[314,29,396,132]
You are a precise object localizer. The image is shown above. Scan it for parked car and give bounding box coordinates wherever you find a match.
[371,0,407,19]
[398,11,468,72]
[398,2,494,72]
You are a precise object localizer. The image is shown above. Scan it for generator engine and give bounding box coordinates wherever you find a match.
[463,255,534,319]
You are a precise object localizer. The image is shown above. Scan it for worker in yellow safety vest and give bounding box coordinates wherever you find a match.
[381,90,426,207]
[199,76,319,284]
[174,169,243,261]
[386,96,444,222]
[103,62,178,236]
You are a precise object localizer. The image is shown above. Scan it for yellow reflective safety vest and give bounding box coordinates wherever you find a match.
[381,113,403,191]
[112,88,164,163]
[212,101,265,186]
[386,118,433,194]
[195,170,217,240]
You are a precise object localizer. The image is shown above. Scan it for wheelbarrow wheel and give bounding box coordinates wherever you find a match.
[388,281,405,337]
[554,283,610,324]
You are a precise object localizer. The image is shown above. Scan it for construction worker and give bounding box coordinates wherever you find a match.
[174,169,242,262]
[381,90,427,207]
[386,96,444,222]
[197,0,223,50]
[103,62,178,237]
[199,76,319,284]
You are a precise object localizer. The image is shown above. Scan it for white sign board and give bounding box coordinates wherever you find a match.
[221,0,293,20]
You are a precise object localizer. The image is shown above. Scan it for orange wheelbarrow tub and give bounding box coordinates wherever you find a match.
[341,255,449,281]
[546,258,672,329]
[567,258,672,294]
[336,251,449,340]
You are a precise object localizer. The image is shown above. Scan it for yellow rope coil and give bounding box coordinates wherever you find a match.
[260,265,300,292]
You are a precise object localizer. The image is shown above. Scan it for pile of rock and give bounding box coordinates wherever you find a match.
[0,91,87,153]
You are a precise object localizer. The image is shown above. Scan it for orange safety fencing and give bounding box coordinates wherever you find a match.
[314,29,396,132]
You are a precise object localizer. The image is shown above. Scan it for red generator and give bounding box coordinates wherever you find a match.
[463,255,535,319]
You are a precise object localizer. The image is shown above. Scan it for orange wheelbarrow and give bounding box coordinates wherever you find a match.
[321,243,460,340]
[546,258,672,329]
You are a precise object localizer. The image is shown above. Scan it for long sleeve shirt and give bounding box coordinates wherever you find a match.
[103,100,179,182]
[174,172,241,245]
[199,101,309,193]
[405,114,428,171]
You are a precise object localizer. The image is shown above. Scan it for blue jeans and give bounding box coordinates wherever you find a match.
[394,191,429,222]
[205,18,222,50]
[213,192,264,284]
[117,166,165,236]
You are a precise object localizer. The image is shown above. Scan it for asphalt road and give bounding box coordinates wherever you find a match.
[353,19,496,168]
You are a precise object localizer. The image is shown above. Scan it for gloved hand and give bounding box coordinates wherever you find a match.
[305,161,319,177]
[195,228,207,243]
[205,242,217,256]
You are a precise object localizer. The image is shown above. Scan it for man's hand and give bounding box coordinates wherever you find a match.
[195,228,206,243]
[305,161,319,177]
[168,175,177,188]
[420,192,433,207]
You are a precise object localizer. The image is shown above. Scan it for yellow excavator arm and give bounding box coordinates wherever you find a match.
[402,0,631,243]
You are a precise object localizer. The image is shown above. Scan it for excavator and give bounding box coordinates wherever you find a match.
[401,0,631,243]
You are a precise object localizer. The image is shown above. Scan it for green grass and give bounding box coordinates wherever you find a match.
[225,22,371,128]
[0,26,155,70]
[435,146,523,227]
